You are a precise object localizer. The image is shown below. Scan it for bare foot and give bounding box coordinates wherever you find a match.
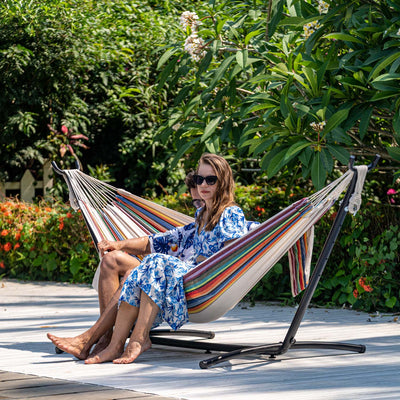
[47,333,90,360]
[85,343,124,364]
[89,331,112,358]
[113,338,152,364]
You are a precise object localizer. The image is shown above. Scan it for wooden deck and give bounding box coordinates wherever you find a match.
[0,279,399,400]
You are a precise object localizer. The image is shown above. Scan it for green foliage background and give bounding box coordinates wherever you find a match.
[0,0,199,194]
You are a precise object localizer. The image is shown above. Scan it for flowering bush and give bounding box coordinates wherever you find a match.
[0,199,97,282]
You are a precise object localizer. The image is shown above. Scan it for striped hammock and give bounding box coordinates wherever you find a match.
[60,167,356,323]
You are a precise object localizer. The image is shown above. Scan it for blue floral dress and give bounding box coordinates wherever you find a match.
[119,206,248,330]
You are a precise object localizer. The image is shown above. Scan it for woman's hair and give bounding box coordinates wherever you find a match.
[196,153,236,231]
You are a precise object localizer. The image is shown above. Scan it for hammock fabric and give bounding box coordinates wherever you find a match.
[59,166,358,324]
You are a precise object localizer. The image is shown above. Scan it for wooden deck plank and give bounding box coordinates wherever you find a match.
[1,279,399,400]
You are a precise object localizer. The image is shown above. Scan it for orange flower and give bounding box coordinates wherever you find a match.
[1,229,9,236]
[66,212,73,218]
[59,218,65,230]
[15,232,21,241]
[358,277,373,292]
[45,207,52,212]
[0,261,5,269]
[353,289,359,298]
[14,243,20,250]
[3,242,12,252]
[358,277,366,287]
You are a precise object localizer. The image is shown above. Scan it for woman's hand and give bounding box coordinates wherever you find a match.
[98,240,122,257]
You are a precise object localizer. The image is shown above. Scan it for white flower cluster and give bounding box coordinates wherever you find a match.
[181,11,206,62]
[303,21,322,39]
[303,1,329,39]
[310,121,326,132]
[318,0,329,14]
[180,11,201,31]
[184,33,206,62]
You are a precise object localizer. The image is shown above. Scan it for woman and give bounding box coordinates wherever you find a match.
[49,153,248,364]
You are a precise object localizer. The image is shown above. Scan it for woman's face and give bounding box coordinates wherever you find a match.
[196,162,218,206]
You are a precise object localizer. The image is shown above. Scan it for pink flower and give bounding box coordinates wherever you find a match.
[61,125,69,135]
[387,189,397,195]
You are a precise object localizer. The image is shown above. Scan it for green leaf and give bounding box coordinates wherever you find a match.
[324,33,363,44]
[170,138,200,169]
[268,0,284,37]
[244,29,263,45]
[368,52,400,81]
[157,57,178,90]
[322,108,351,138]
[393,111,400,138]
[387,146,400,162]
[359,107,373,140]
[311,152,326,190]
[327,145,350,165]
[385,296,397,309]
[253,136,279,155]
[320,147,334,173]
[157,47,178,70]
[183,95,201,118]
[201,116,223,143]
[267,147,290,177]
[285,140,311,159]
[208,55,236,91]
[236,49,248,70]
[371,73,400,91]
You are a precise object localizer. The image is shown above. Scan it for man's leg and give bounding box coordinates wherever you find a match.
[98,251,140,314]
[47,288,122,360]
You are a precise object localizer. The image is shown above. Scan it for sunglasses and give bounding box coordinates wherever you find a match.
[191,199,204,209]
[193,174,218,186]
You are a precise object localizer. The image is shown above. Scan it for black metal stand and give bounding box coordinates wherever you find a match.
[148,155,380,369]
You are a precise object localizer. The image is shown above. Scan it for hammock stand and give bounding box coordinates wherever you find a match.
[52,155,379,368]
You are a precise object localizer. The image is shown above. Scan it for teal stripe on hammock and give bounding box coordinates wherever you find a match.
[185,201,313,298]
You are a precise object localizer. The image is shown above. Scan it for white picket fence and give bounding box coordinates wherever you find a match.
[0,161,53,202]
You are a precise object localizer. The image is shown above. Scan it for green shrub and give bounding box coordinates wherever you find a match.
[0,199,97,282]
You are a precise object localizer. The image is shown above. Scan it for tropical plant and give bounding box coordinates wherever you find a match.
[0,0,202,194]
[157,0,400,189]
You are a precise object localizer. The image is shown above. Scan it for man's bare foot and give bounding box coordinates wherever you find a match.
[113,338,152,364]
[47,333,90,360]
[85,343,124,364]
[89,331,112,358]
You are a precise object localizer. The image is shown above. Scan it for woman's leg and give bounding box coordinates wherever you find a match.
[113,291,159,364]
[85,300,140,364]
